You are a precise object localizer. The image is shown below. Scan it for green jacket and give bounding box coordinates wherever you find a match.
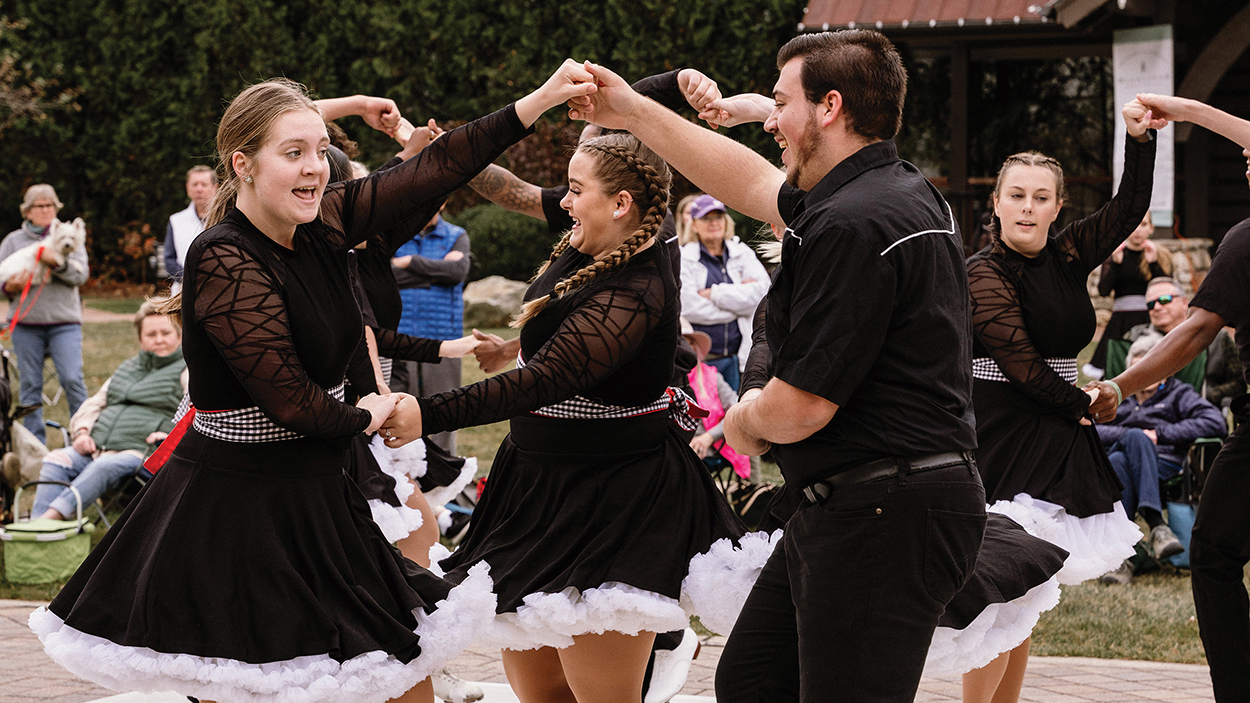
[89,348,186,453]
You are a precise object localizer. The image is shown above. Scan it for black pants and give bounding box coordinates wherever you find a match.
[1191,421,1250,702]
[716,463,986,703]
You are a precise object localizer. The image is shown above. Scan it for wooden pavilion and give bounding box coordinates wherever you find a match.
[798,0,1250,249]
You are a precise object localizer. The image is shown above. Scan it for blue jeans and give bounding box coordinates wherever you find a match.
[32,448,148,519]
[707,355,740,392]
[11,323,88,443]
[1107,428,1181,517]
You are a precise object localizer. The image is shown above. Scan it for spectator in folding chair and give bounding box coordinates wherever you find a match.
[1096,333,1227,584]
[31,301,186,521]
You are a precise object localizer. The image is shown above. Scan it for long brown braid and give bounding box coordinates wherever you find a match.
[512,134,672,328]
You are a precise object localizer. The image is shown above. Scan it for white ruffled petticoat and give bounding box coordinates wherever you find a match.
[431,530,781,651]
[29,563,496,703]
[988,493,1142,584]
[922,576,1062,678]
[367,435,478,509]
[365,436,426,543]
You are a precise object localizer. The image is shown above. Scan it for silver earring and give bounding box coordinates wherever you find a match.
[244,176,253,184]
[613,210,620,218]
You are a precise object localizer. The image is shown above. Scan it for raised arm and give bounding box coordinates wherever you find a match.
[1137,94,1250,149]
[315,95,401,136]
[468,67,721,222]
[1059,100,1162,270]
[321,60,599,251]
[574,62,784,225]
[468,165,546,220]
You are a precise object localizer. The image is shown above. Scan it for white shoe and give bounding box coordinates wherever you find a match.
[432,668,484,703]
[644,628,699,703]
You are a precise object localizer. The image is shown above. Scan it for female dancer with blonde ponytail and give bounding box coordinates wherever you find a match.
[31,62,603,703]
[381,132,771,703]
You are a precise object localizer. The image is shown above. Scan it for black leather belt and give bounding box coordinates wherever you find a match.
[801,451,976,504]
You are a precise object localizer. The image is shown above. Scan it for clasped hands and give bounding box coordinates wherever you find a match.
[357,392,423,447]
[1079,381,1121,426]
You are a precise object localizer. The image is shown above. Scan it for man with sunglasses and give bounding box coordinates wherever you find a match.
[1120,278,1236,396]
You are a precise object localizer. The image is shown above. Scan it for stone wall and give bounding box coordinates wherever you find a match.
[1087,239,1213,327]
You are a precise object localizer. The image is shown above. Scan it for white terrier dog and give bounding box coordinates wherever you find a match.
[0,218,86,284]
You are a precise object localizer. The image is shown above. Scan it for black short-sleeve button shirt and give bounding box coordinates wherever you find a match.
[767,140,976,487]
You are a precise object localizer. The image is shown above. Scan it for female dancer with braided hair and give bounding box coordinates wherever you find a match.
[381,132,769,703]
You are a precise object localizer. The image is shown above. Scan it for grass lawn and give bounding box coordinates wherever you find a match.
[0,318,1227,667]
[82,297,144,315]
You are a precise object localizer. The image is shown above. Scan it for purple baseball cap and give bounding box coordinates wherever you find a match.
[690,194,727,220]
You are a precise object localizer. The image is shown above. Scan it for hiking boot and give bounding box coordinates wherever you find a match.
[1099,560,1134,585]
[1150,524,1185,561]
[431,668,483,703]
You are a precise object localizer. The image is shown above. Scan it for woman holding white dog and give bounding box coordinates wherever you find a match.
[0,184,90,445]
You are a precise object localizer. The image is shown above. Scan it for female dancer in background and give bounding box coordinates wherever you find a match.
[31,63,600,703]
[382,132,771,703]
[961,99,1165,699]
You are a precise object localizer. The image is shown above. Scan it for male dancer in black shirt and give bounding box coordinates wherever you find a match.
[1103,94,1250,703]
[574,31,985,701]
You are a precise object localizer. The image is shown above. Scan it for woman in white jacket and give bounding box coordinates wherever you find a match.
[679,194,769,390]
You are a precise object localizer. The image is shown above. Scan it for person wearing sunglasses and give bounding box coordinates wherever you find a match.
[1117,278,1233,396]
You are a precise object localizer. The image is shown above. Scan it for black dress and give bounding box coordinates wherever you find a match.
[1089,247,1167,371]
[31,105,533,703]
[421,240,769,648]
[967,133,1156,584]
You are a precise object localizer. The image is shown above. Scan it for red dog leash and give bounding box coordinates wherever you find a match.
[3,245,49,338]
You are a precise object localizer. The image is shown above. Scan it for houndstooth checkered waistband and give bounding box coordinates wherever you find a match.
[518,354,704,431]
[172,383,347,443]
[972,358,1078,385]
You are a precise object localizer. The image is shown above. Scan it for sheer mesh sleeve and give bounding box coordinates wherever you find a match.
[320,105,530,253]
[193,242,372,436]
[373,327,443,364]
[1057,133,1156,271]
[740,296,772,393]
[418,284,664,434]
[968,257,1090,421]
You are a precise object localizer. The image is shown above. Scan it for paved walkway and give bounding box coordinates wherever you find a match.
[0,599,1215,702]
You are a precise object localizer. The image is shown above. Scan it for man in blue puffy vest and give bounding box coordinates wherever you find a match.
[392,205,470,453]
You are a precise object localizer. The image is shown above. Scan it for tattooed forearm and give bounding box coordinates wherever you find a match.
[470,164,544,219]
